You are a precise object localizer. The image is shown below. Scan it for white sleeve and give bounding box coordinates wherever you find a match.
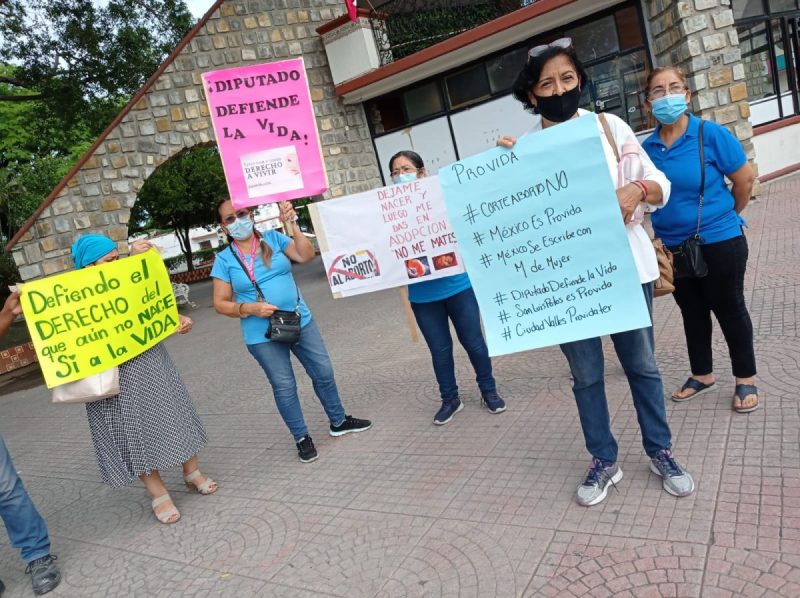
[607,114,670,208]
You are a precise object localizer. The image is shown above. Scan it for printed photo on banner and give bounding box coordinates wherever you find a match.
[326,248,381,292]
[202,58,327,209]
[309,176,464,297]
[439,113,651,356]
[19,251,178,387]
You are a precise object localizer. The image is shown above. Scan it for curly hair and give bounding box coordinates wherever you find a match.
[511,46,589,114]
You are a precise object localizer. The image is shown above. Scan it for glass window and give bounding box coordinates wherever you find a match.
[733,0,767,19]
[445,64,490,109]
[403,82,444,122]
[486,47,527,95]
[566,15,620,63]
[367,93,406,134]
[615,5,644,51]
[737,20,780,123]
[768,0,798,12]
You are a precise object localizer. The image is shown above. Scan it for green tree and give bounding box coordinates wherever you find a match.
[0,0,194,140]
[132,145,227,271]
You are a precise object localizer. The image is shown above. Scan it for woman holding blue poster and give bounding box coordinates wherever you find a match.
[498,40,694,507]
[389,151,507,425]
[642,66,757,414]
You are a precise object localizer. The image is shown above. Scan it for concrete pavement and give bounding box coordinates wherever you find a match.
[1,174,799,597]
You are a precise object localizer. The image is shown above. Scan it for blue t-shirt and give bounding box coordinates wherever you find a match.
[408,272,472,304]
[210,230,312,345]
[642,114,747,247]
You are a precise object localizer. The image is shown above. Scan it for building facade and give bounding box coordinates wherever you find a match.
[8,0,799,278]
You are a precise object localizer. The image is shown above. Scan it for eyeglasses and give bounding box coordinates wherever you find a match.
[528,37,573,59]
[648,83,688,100]
[221,209,251,226]
[390,166,419,178]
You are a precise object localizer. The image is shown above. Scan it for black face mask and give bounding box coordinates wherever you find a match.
[533,85,582,123]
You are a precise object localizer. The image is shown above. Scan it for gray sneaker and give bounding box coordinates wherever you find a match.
[650,449,695,497]
[576,458,623,507]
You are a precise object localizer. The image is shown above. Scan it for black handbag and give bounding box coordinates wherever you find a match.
[669,121,708,280]
[229,241,302,344]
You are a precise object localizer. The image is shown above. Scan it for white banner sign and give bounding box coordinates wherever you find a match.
[309,176,464,297]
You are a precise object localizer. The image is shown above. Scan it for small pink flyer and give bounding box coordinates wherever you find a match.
[202,58,327,208]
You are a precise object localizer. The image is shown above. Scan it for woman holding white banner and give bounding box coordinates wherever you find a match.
[389,151,506,425]
[71,234,214,525]
[497,40,694,507]
[211,200,372,464]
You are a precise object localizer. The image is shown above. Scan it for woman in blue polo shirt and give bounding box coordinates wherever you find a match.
[642,66,757,413]
[388,151,506,425]
[211,200,372,463]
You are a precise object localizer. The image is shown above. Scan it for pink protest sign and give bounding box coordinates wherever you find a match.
[202,58,327,209]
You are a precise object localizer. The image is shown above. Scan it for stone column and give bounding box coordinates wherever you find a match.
[644,0,760,193]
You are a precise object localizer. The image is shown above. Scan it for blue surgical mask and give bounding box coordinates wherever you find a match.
[392,173,418,184]
[652,94,688,125]
[226,216,254,241]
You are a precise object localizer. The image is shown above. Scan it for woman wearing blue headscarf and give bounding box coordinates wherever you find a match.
[72,235,215,524]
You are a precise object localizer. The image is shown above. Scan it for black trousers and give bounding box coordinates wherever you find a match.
[670,234,756,378]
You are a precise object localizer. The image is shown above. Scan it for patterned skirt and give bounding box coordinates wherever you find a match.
[85,344,207,488]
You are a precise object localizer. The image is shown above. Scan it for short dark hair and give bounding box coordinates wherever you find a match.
[388,150,424,173]
[511,46,589,114]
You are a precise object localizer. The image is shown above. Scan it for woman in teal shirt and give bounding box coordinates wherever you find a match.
[388,151,506,424]
[642,66,757,413]
[212,200,372,463]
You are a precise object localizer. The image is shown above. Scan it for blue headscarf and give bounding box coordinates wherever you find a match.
[71,234,117,270]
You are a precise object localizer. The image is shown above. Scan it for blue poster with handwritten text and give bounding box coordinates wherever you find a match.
[439,113,651,356]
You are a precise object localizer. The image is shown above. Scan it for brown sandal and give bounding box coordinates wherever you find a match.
[733,384,759,413]
[184,470,218,495]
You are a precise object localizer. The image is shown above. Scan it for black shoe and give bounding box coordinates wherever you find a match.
[1,577,5,596]
[433,398,464,425]
[329,415,372,437]
[26,555,61,596]
[481,389,507,414]
[296,436,318,463]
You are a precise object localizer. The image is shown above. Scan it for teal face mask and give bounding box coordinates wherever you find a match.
[652,94,688,125]
[392,173,418,184]
[227,215,254,241]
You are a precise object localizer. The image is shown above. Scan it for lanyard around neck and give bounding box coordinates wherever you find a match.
[231,236,259,284]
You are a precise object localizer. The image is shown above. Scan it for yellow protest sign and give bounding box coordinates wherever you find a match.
[20,250,179,388]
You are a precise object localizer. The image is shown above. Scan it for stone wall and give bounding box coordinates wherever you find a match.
[11,0,382,281]
[644,0,760,191]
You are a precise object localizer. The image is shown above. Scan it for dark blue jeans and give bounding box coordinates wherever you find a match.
[0,434,51,564]
[247,319,347,442]
[411,287,496,401]
[559,283,671,464]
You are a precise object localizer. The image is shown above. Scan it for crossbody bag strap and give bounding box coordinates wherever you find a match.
[695,120,705,238]
[228,245,266,302]
[598,113,620,163]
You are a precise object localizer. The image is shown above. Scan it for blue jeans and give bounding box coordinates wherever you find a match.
[0,434,51,563]
[411,287,496,400]
[247,319,347,441]
[559,283,671,464]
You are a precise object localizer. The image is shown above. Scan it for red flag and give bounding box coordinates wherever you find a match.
[346,0,358,22]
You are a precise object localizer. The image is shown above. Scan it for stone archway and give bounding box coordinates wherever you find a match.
[8,0,382,281]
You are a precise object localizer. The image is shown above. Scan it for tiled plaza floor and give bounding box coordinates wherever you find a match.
[1,174,799,596]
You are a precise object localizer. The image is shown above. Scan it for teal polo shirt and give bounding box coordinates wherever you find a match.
[642,114,747,247]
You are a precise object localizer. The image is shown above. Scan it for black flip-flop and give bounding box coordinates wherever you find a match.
[671,377,715,402]
[733,384,759,413]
